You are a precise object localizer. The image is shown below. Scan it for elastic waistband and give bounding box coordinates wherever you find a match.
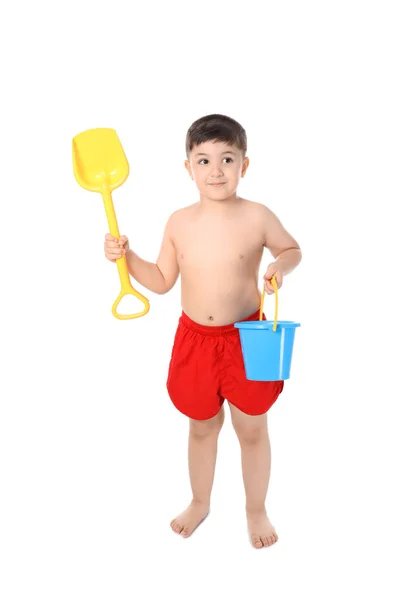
[180,307,263,336]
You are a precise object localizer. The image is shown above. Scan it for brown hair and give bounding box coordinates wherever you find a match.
[185,114,247,157]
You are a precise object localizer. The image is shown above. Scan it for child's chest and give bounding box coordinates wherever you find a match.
[174,219,264,271]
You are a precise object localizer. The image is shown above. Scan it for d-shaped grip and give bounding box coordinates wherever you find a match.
[112,287,150,320]
[112,255,150,320]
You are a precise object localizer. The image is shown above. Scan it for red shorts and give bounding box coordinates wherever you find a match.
[166,308,284,420]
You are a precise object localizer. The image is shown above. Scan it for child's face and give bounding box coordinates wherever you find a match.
[185,140,249,200]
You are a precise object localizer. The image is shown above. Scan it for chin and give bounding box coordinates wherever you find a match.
[210,189,233,199]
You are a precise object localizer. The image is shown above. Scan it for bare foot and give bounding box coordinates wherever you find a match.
[247,510,278,549]
[170,501,210,538]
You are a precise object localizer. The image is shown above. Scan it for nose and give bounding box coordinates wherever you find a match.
[210,163,224,177]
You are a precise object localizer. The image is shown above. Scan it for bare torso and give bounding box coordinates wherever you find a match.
[171,198,265,326]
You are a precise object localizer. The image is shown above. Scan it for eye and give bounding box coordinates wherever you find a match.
[198,159,209,165]
[223,157,233,163]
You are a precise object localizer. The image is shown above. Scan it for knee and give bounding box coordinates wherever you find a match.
[190,410,224,440]
[234,423,266,446]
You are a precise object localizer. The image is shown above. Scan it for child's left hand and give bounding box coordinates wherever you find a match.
[263,263,284,294]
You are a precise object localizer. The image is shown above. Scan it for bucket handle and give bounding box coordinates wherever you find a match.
[259,276,279,332]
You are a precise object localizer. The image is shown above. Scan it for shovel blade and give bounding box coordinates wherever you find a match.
[72,128,129,192]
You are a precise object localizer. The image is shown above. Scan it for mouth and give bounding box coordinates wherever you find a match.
[208,182,226,187]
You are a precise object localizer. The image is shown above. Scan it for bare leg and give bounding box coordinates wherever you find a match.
[170,407,224,537]
[229,403,278,549]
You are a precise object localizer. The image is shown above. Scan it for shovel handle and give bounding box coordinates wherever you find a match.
[101,185,150,320]
[112,256,150,320]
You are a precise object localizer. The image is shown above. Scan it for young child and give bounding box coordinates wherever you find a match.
[104,114,302,549]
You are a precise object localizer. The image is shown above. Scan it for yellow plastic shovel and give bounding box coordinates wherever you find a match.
[72,128,150,320]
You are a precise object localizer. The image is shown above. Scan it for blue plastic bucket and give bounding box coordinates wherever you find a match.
[234,277,300,381]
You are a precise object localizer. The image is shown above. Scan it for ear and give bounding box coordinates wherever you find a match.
[184,159,194,180]
[241,156,250,178]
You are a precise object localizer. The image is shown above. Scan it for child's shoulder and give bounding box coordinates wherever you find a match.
[242,198,264,208]
[172,202,199,217]
[164,203,198,231]
[240,198,277,219]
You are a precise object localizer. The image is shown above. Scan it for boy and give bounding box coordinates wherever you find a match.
[104,114,301,548]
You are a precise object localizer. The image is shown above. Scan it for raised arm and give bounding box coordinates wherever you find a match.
[125,213,180,295]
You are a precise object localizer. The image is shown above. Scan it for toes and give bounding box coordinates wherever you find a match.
[170,519,183,534]
[181,526,190,537]
[270,531,278,544]
[251,533,278,548]
[252,535,263,548]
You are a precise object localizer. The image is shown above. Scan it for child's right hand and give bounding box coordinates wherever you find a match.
[104,233,129,263]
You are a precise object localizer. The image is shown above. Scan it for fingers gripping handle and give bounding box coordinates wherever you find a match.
[101,184,150,320]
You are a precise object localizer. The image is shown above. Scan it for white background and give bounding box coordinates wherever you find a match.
[1,0,410,598]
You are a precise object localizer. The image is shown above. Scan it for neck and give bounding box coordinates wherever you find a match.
[198,192,240,212]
